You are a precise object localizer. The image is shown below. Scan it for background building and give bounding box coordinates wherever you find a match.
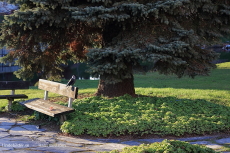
[0,2,20,80]
[0,47,20,80]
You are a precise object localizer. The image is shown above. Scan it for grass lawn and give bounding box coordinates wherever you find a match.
[134,62,230,106]
[0,62,229,138]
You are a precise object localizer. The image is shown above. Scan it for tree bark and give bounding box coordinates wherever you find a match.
[95,74,135,97]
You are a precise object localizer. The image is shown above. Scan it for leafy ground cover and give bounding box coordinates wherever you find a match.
[101,139,217,153]
[60,62,230,137]
[60,95,230,137]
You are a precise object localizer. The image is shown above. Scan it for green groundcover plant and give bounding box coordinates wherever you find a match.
[100,139,218,153]
[60,95,230,137]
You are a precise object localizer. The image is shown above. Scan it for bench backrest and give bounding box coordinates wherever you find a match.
[38,79,78,99]
[0,81,30,90]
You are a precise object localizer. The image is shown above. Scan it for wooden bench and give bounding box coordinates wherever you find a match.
[20,79,78,122]
[0,81,30,111]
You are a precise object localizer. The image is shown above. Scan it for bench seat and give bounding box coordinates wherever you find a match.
[0,94,28,100]
[21,98,75,117]
[0,81,30,111]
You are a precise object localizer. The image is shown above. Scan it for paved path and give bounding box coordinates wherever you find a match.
[0,117,230,153]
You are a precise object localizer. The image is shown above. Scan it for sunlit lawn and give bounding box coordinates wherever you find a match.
[0,62,229,110]
[134,62,230,106]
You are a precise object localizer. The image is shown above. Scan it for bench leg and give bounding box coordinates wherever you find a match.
[59,115,67,123]
[7,99,13,111]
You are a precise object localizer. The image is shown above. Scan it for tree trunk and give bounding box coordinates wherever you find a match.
[95,74,136,97]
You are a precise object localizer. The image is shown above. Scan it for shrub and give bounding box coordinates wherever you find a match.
[11,101,26,111]
[33,111,60,124]
[0,15,4,23]
[219,52,230,62]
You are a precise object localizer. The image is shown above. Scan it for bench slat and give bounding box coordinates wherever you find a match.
[0,94,28,99]
[38,79,78,99]
[21,99,75,117]
[0,81,30,90]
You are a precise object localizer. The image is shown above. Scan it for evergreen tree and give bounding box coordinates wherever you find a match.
[0,0,229,97]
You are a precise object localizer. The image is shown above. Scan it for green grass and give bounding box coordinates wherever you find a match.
[134,62,230,90]
[134,62,230,106]
[0,62,229,108]
[1,62,230,140]
[69,62,230,107]
[58,78,98,94]
[64,62,230,106]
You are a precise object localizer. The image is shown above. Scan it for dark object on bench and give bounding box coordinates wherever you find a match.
[0,81,30,111]
[20,79,78,122]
